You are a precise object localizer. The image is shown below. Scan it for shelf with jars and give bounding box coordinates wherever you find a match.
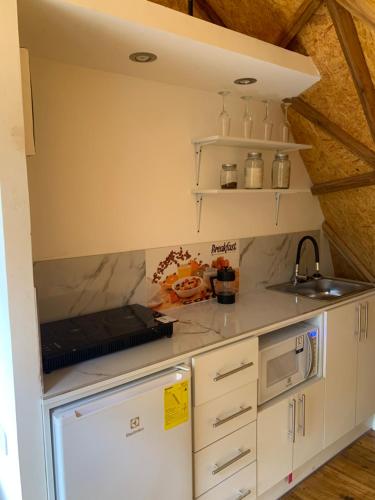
[192,135,312,186]
[191,96,314,232]
[191,140,313,232]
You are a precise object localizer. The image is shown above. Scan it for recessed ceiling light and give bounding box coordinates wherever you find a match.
[129,52,157,63]
[234,77,257,85]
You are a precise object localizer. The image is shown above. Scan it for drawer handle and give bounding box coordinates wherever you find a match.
[213,362,254,382]
[236,489,252,500]
[213,405,253,428]
[212,448,251,475]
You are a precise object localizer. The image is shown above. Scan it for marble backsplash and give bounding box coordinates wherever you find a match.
[34,230,333,323]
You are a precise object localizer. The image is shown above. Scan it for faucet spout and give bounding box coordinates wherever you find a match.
[294,235,321,283]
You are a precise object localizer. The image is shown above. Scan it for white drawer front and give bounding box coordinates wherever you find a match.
[194,382,257,451]
[197,463,256,500]
[193,337,258,406]
[194,422,256,497]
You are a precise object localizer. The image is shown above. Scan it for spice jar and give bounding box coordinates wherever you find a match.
[220,163,237,189]
[272,152,291,189]
[244,152,264,189]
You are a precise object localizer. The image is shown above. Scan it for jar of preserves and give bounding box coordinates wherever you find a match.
[272,152,291,189]
[220,163,237,189]
[244,152,264,189]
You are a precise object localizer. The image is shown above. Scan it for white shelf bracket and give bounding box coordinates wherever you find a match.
[196,194,203,232]
[274,191,281,226]
[195,145,203,186]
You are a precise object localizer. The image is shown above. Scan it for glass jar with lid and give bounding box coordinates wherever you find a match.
[220,163,237,189]
[272,152,291,189]
[244,152,264,189]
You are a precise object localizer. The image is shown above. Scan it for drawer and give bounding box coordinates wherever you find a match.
[197,462,256,500]
[194,382,257,451]
[194,421,256,497]
[193,337,258,406]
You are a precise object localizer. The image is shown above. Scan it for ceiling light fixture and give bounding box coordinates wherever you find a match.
[129,52,157,63]
[234,77,257,85]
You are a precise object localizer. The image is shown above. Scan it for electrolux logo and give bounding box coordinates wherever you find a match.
[126,416,144,438]
[211,241,237,255]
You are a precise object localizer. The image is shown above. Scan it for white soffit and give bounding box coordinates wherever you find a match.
[17,0,320,99]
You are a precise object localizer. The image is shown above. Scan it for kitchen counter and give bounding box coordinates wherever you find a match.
[42,287,375,405]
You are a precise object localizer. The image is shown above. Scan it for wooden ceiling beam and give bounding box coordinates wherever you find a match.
[278,0,322,48]
[291,97,375,168]
[335,0,375,31]
[193,0,227,27]
[327,0,375,143]
[311,171,375,195]
[323,221,375,282]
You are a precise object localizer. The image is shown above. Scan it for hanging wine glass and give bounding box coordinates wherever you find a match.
[262,99,273,141]
[240,95,253,139]
[281,100,292,143]
[217,91,231,136]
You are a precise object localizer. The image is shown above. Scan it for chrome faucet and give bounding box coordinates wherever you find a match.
[293,236,322,285]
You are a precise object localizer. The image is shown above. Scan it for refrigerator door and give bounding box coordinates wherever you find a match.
[52,368,192,500]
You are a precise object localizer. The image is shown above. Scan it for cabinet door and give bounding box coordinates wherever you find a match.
[356,297,375,424]
[293,379,325,470]
[325,303,357,448]
[257,397,294,496]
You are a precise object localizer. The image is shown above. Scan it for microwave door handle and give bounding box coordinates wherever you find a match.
[304,334,313,378]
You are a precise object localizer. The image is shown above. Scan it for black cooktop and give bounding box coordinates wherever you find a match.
[40,304,174,373]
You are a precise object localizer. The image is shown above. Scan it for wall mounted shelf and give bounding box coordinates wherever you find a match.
[192,135,312,185]
[193,189,312,232]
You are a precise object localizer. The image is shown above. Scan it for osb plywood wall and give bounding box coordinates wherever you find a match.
[149,0,375,280]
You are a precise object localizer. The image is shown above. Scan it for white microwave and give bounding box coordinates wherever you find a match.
[258,323,319,405]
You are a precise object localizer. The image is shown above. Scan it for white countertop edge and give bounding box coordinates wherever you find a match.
[42,287,375,409]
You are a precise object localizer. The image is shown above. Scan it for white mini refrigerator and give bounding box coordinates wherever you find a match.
[51,367,192,500]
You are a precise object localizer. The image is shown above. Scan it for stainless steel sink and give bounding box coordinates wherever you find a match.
[268,277,374,301]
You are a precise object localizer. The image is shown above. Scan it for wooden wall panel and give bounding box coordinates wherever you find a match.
[329,244,364,281]
[289,109,372,184]
[149,0,305,43]
[319,188,375,276]
[148,0,211,21]
[355,17,375,82]
[291,4,374,149]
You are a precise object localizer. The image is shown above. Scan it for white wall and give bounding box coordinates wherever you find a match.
[27,57,323,261]
[0,2,46,499]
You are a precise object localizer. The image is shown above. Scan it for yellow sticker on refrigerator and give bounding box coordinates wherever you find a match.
[164,380,189,430]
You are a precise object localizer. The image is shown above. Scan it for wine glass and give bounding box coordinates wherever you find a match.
[262,99,273,140]
[241,95,253,139]
[281,101,292,142]
[217,91,231,136]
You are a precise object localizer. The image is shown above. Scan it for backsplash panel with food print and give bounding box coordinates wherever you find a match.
[146,240,239,311]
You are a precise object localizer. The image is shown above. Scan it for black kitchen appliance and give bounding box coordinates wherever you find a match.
[40,304,174,373]
[210,267,236,304]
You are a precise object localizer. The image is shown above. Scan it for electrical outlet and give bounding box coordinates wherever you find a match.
[0,425,8,456]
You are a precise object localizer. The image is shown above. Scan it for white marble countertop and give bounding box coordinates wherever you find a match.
[42,287,375,405]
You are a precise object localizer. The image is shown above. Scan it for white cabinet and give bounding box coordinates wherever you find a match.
[192,337,258,498]
[324,301,358,447]
[293,379,325,469]
[193,337,258,406]
[257,397,293,495]
[356,297,375,424]
[325,296,375,447]
[198,462,256,500]
[257,379,324,496]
